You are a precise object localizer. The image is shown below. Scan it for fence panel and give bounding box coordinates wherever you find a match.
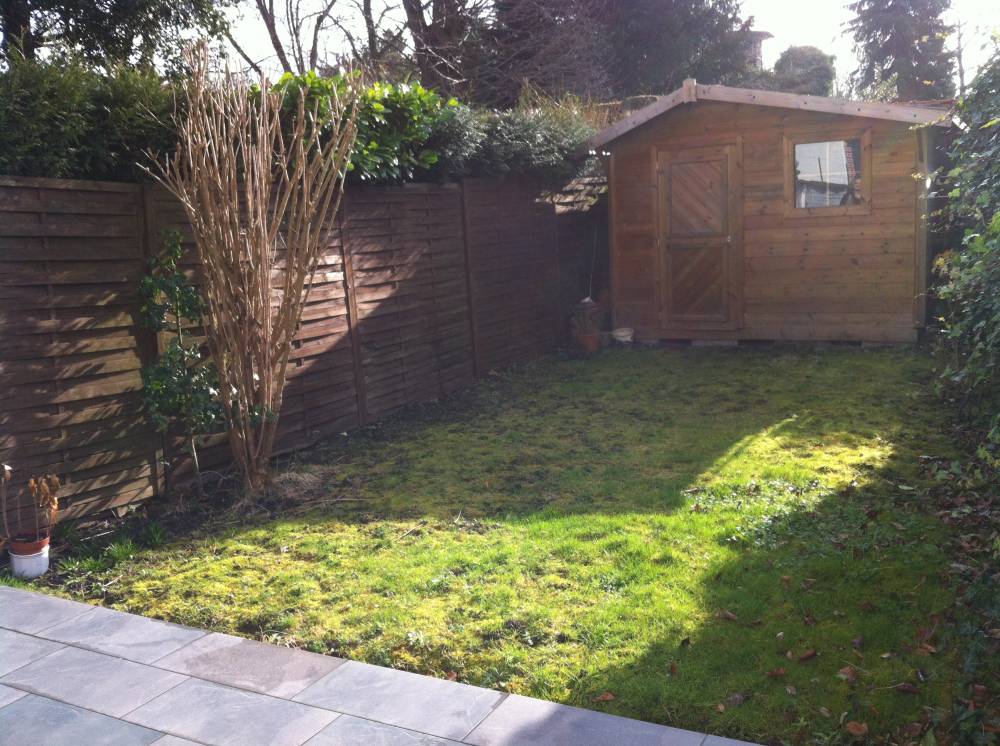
[462,177,560,372]
[0,178,161,520]
[1,175,583,522]
[344,184,475,422]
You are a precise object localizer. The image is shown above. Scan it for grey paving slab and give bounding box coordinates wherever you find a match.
[0,683,27,709]
[0,693,163,746]
[304,714,464,745]
[41,606,206,664]
[126,677,338,746]
[294,661,505,741]
[0,627,64,675]
[0,585,93,634]
[0,591,759,746]
[0,645,187,718]
[464,693,707,746]
[154,631,343,697]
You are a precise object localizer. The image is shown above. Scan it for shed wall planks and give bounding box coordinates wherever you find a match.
[607,100,924,342]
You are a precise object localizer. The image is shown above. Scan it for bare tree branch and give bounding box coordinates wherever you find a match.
[256,0,295,71]
[225,28,265,77]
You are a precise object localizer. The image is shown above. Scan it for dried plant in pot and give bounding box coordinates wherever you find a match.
[1,465,60,579]
[570,298,603,353]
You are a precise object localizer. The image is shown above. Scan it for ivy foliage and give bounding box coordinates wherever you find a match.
[138,231,224,439]
[943,57,1000,227]
[935,50,1000,471]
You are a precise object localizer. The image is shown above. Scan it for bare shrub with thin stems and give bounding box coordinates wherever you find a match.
[152,45,358,495]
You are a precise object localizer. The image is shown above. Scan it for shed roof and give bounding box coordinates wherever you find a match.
[589,79,951,150]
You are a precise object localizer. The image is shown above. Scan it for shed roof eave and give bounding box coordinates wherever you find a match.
[587,79,952,151]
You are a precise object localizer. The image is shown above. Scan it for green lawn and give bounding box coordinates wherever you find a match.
[14,347,969,742]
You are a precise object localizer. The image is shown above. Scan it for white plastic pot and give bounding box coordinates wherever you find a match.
[611,327,634,344]
[10,544,49,579]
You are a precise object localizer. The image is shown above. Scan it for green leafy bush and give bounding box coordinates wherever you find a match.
[266,71,590,184]
[2,62,592,185]
[471,105,594,183]
[139,231,224,496]
[935,50,1000,471]
[352,82,456,182]
[420,102,485,180]
[269,73,461,183]
[0,57,175,181]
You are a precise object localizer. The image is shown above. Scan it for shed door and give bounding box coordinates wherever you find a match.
[656,144,742,330]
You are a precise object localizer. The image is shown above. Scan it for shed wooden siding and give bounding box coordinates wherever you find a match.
[608,100,923,342]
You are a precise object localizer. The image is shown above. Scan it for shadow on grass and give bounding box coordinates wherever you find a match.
[570,418,957,743]
[34,347,962,743]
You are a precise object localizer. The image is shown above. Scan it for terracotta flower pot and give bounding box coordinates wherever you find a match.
[8,533,50,579]
[10,534,50,556]
[576,333,600,353]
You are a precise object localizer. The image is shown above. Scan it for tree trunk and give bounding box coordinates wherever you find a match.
[1,0,36,61]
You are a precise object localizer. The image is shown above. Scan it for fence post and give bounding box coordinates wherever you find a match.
[459,179,482,378]
[338,200,370,426]
[137,182,167,498]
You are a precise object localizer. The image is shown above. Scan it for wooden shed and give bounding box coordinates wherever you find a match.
[590,80,950,343]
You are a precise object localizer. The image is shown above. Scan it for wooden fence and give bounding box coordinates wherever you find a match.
[1,175,604,521]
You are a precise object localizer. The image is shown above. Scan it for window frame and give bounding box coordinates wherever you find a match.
[783,128,872,217]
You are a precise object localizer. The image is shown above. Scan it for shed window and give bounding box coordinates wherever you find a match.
[793,139,863,208]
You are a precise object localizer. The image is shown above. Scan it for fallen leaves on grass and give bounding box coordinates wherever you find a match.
[837,666,859,684]
[767,667,788,678]
[845,721,869,738]
[593,692,615,702]
[798,649,818,662]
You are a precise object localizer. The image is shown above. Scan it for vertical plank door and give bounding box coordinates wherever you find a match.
[656,143,743,332]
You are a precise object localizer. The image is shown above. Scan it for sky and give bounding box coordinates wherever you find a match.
[746,0,1000,90]
[227,0,1000,92]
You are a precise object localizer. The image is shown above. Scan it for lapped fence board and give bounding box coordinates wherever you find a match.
[0,179,162,525]
[343,183,475,423]
[463,177,560,372]
[2,175,572,523]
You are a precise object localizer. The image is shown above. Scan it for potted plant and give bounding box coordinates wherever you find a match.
[570,298,603,353]
[1,465,60,579]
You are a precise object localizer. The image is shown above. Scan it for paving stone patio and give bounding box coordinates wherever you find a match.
[0,586,760,746]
